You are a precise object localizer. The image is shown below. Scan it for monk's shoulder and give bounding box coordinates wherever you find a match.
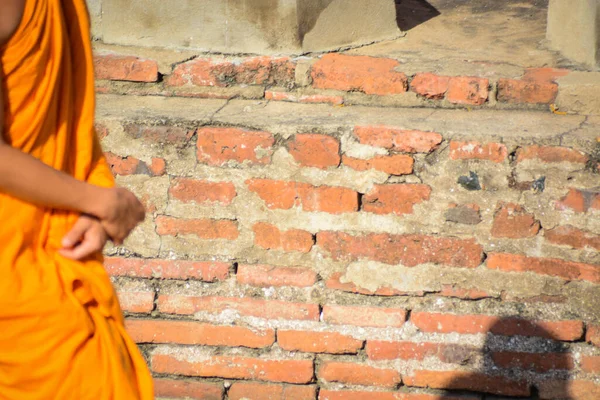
[0,0,26,46]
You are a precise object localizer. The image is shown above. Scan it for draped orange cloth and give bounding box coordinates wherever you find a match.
[0,0,153,398]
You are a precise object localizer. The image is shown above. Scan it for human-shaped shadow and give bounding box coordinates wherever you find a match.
[443,318,574,399]
[395,0,441,31]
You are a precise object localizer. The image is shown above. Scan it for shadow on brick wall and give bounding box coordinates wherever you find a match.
[395,0,440,31]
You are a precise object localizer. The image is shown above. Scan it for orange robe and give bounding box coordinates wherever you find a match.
[0,0,153,398]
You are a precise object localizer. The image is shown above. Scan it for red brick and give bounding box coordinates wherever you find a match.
[156,216,239,240]
[123,124,194,146]
[152,354,313,384]
[486,252,600,284]
[265,90,344,105]
[439,285,491,300]
[288,134,341,169]
[278,330,363,354]
[154,378,223,400]
[247,179,359,214]
[497,79,558,104]
[169,178,237,205]
[326,272,420,296]
[237,264,317,287]
[158,295,320,321]
[404,370,529,397]
[126,319,274,348]
[253,223,314,253]
[94,54,159,82]
[167,57,295,87]
[354,126,442,153]
[410,73,450,100]
[229,382,316,400]
[317,231,484,268]
[587,325,600,346]
[446,76,489,105]
[522,67,570,83]
[104,257,229,281]
[581,355,600,374]
[117,291,154,313]
[95,123,109,139]
[444,203,482,225]
[323,305,406,328]
[556,188,600,213]
[538,379,600,400]
[491,202,541,238]
[311,54,408,95]
[318,361,401,388]
[149,158,166,176]
[363,184,431,215]
[196,127,274,166]
[104,152,141,176]
[545,225,600,251]
[491,351,574,372]
[367,341,440,361]
[342,154,414,175]
[516,145,588,164]
[449,141,508,163]
[411,312,584,340]
[319,391,473,400]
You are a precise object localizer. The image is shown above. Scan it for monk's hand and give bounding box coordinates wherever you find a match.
[99,187,145,245]
[59,215,108,260]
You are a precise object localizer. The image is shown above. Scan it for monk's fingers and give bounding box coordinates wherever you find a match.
[61,216,93,248]
[58,234,104,260]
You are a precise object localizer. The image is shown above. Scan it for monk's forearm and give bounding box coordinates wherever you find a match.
[0,144,111,217]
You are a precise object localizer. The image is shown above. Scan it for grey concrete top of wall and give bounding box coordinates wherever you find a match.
[87,0,402,55]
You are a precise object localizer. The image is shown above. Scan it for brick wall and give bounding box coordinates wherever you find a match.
[96,51,600,400]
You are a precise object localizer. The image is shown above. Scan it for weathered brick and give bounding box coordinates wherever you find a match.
[158,295,320,321]
[491,351,574,372]
[556,188,600,213]
[486,252,600,284]
[94,54,159,82]
[516,145,588,164]
[95,123,109,139]
[237,264,317,287]
[104,257,229,281]
[169,178,237,205]
[545,225,600,251]
[581,355,600,374]
[228,382,316,400]
[446,76,489,105]
[587,325,600,346]
[105,152,166,177]
[439,285,491,300]
[410,73,450,100]
[363,184,431,215]
[323,305,407,328]
[117,291,154,313]
[537,379,600,400]
[196,127,274,166]
[311,54,408,95]
[319,391,473,400]
[247,179,359,214]
[149,158,166,176]
[318,361,401,388]
[444,203,482,225]
[404,370,529,397]
[265,90,344,105]
[126,319,274,348]
[449,141,508,163]
[326,272,418,296]
[156,216,239,240]
[497,79,558,104]
[154,378,223,400]
[491,202,541,238]
[278,330,363,354]
[123,124,194,146]
[167,57,295,87]
[287,134,341,169]
[342,154,414,175]
[367,341,440,361]
[253,223,314,253]
[152,354,313,384]
[354,126,442,153]
[317,231,484,268]
[411,312,584,340]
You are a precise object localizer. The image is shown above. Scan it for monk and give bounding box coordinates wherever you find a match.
[0,0,154,398]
